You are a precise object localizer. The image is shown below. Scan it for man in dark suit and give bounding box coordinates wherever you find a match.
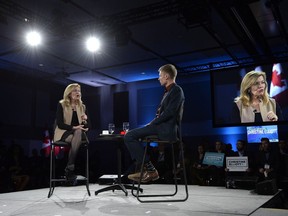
[256,137,279,182]
[124,64,185,183]
[225,140,257,189]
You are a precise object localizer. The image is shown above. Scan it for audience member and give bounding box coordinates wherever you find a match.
[278,139,288,155]
[255,137,279,182]
[39,148,50,186]
[0,142,12,193]
[27,148,48,189]
[276,139,288,186]
[225,140,256,189]
[232,139,255,173]
[190,143,210,185]
[206,141,226,186]
[173,141,191,184]
[6,143,30,191]
[214,140,225,154]
[225,143,234,156]
[150,143,174,183]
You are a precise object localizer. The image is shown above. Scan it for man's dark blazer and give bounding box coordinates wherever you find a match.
[150,83,185,141]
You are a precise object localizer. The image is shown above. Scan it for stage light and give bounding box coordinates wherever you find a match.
[26,31,42,46]
[86,36,100,52]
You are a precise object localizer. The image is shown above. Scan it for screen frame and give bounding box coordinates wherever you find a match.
[246,125,279,143]
[210,62,288,128]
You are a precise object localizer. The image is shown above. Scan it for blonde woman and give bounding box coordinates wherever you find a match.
[231,70,283,123]
[54,83,89,180]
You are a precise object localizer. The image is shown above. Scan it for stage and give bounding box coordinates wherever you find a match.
[0,184,287,216]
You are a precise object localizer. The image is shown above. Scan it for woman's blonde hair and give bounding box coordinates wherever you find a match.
[60,83,84,108]
[235,70,269,106]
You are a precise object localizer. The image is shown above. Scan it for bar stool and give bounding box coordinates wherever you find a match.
[132,101,189,202]
[47,133,90,198]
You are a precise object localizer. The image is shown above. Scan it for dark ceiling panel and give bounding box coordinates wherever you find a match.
[0,0,287,86]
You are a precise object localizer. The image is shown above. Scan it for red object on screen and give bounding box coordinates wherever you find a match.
[120,131,126,135]
[270,63,288,107]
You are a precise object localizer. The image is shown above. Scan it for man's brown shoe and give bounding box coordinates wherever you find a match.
[128,170,159,183]
[128,172,141,182]
[141,170,159,183]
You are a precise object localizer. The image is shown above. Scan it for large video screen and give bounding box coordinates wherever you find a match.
[211,62,288,127]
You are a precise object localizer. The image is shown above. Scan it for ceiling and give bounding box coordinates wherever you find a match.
[0,0,288,87]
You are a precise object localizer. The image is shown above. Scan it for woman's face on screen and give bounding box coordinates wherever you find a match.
[69,86,81,101]
[250,75,266,97]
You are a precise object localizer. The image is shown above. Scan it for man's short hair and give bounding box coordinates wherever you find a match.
[237,139,247,146]
[159,64,177,80]
[261,137,270,143]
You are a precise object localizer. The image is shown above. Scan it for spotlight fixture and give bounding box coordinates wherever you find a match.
[86,36,100,52]
[26,31,42,46]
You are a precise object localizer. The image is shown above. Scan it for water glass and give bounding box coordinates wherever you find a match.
[108,123,115,134]
[123,122,129,132]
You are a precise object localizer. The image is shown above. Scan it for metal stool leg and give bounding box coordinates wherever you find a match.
[48,145,55,198]
[85,144,91,196]
[132,140,189,202]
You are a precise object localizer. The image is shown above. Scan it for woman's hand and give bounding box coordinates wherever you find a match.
[81,114,88,124]
[73,125,88,131]
[81,114,88,121]
[267,111,278,121]
[259,168,264,173]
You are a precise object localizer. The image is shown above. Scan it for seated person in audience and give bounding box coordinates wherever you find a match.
[214,141,225,154]
[190,143,210,185]
[231,139,255,173]
[255,137,279,182]
[225,143,235,157]
[150,143,174,183]
[207,141,226,186]
[173,141,191,184]
[7,143,30,191]
[225,140,256,188]
[277,139,288,156]
[27,148,47,189]
[276,139,288,185]
[0,142,12,193]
